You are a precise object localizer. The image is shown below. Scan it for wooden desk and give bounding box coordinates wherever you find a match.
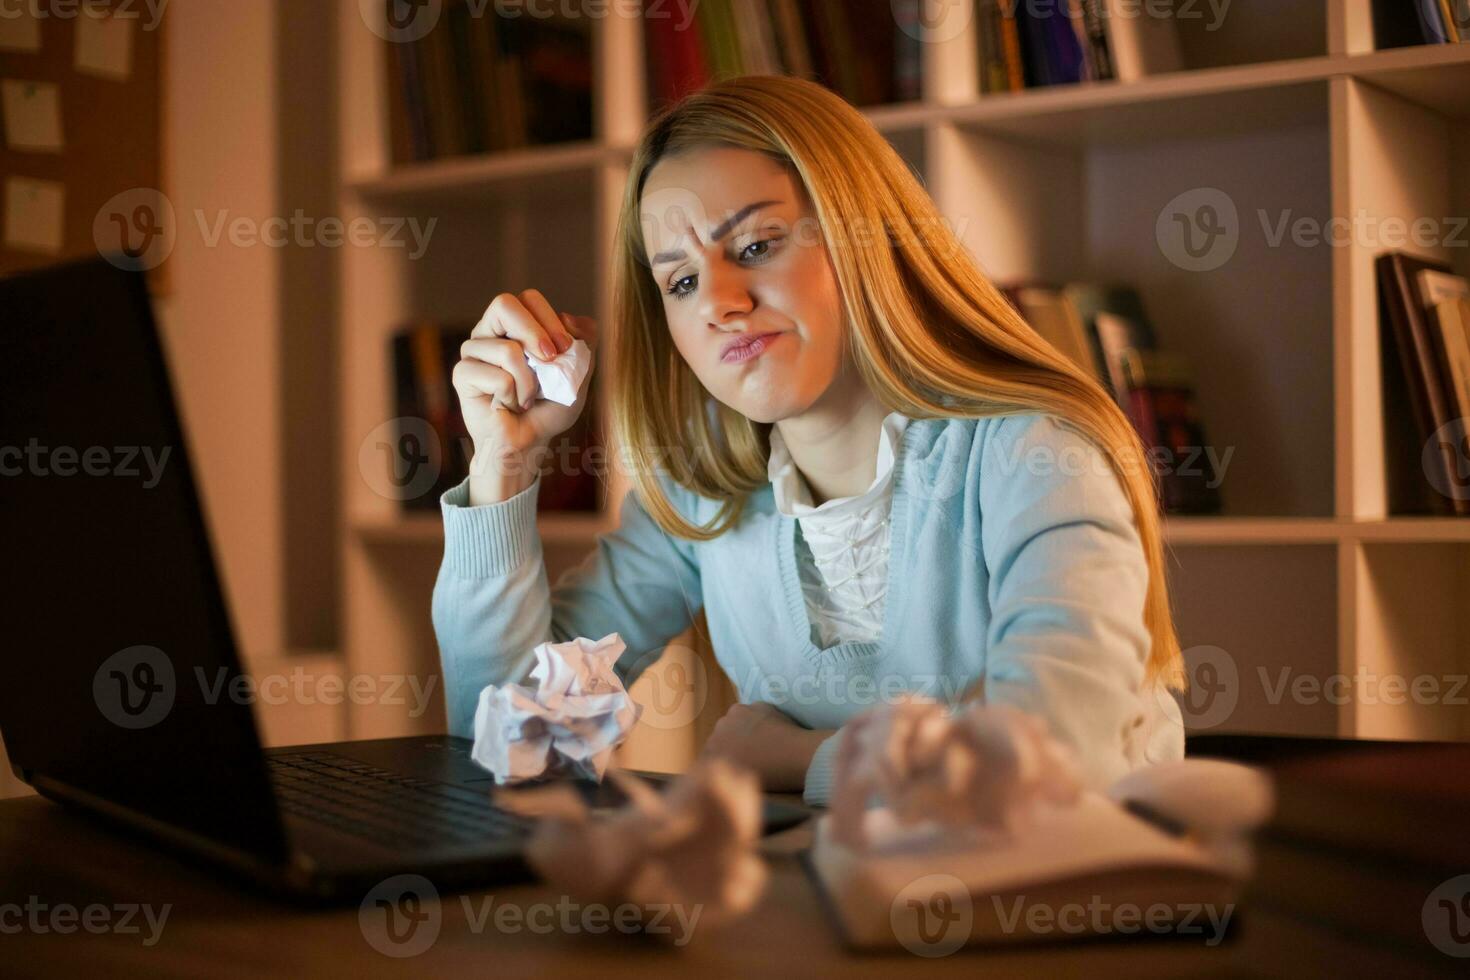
[0,793,1448,979]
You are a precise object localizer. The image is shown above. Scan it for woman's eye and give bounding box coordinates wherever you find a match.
[667,274,697,300]
[742,237,781,261]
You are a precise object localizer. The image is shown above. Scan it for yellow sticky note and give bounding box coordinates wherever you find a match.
[4,177,66,254]
[1,79,64,152]
[0,9,42,52]
[76,10,134,80]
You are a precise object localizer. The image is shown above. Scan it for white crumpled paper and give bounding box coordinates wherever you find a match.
[524,337,592,407]
[829,696,1083,851]
[496,758,769,934]
[470,632,640,784]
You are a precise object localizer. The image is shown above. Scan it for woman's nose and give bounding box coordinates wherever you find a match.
[698,259,754,328]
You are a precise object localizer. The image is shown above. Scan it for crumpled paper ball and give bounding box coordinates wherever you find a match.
[470,632,640,784]
[496,758,769,936]
[525,337,592,407]
[829,696,1083,850]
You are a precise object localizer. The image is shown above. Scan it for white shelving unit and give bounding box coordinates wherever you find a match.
[335,0,1470,749]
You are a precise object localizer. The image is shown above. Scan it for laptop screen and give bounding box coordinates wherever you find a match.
[0,257,289,862]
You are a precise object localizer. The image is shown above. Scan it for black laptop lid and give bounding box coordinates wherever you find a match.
[0,257,288,861]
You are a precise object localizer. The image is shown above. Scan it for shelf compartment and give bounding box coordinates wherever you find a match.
[1347,542,1470,740]
[931,86,1335,518]
[1166,544,1340,737]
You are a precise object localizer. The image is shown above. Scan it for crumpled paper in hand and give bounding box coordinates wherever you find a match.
[496,757,769,935]
[524,337,592,407]
[470,632,640,784]
[829,696,1083,851]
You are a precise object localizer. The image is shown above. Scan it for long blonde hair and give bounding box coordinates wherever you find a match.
[608,75,1182,689]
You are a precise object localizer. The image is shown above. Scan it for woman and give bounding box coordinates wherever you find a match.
[434,74,1185,805]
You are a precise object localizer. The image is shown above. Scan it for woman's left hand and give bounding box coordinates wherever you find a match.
[699,702,835,793]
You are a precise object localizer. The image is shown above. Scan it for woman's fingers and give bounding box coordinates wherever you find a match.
[459,337,539,409]
[561,312,598,351]
[471,291,561,362]
[452,357,519,412]
[518,288,576,354]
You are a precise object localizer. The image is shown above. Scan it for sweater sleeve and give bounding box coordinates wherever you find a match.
[431,471,704,737]
[974,412,1167,789]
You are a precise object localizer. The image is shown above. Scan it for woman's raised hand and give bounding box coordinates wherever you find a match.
[452,289,598,502]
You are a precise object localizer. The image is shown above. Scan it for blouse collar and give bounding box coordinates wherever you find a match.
[767,411,911,520]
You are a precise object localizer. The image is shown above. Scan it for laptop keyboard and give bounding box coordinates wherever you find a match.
[267,752,531,850]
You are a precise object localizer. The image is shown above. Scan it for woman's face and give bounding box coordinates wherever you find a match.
[639,147,847,424]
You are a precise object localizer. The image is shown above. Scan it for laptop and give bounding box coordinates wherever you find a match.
[0,257,809,902]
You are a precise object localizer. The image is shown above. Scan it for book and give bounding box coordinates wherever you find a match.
[1429,297,1470,501]
[1376,252,1470,516]
[1104,0,1183,81]
[644,2,708,107]
[1093,310,1155,404]
[807,789,1247,950]
[379,0,591,162]
[1061,282,1157,397]
[642,0,907,108]
[1012,286,1105,381]
[1418,0,1452,43]
[1120,348,1223,515]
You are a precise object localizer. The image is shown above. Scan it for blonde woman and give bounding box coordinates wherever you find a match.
[435,75,1184,805]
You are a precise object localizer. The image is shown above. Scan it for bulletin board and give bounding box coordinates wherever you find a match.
[0,0,164,288]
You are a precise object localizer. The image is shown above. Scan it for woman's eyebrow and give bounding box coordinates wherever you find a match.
[650,199,783,266]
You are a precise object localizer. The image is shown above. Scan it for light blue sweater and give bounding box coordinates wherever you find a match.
[432,411,1184,805]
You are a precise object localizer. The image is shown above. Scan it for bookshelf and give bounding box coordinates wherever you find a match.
[335,1,1470,754]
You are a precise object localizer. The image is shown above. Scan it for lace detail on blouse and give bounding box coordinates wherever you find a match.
[769,412,910,648]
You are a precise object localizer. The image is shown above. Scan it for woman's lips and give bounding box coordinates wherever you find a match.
[720,332,785,364]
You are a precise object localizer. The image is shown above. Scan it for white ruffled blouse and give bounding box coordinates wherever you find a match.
[767,412,911,649]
